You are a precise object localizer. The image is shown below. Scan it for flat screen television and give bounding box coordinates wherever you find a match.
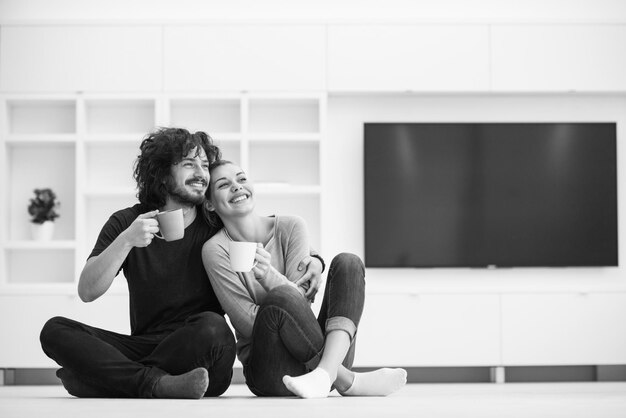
[364,123,618,268]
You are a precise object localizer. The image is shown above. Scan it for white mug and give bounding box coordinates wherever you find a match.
[229,241,258,272]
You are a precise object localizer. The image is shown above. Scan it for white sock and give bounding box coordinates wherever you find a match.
[282,368,332,399]
[340,368,407,397]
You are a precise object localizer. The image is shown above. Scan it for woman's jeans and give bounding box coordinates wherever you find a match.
[244,253,365,396]
[39,311,236,398]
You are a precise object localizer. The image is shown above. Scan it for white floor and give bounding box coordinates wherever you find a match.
[1,383,625,418]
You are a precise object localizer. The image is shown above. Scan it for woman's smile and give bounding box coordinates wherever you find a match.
[230,193,250,204]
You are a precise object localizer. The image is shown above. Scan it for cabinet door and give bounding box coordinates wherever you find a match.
[327,25,490,92]
[0,26,162,92]
[163,25,326,91]
[0,294,129,368]
[354,293,500,367]
[501,293,626,365]
[491,25,626,91]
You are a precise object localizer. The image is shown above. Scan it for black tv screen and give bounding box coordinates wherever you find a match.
[364,123,618,268]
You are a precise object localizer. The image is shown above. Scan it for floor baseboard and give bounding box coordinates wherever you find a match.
[2,365,625,385]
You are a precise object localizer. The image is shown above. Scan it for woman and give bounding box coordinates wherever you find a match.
[201,160,406,398]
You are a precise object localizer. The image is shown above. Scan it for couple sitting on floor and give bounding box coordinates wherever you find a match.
[39,127,407,399]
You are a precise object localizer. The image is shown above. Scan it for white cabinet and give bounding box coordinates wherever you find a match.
[0,26,162,92]
[491,25,626,92]
[355,293,501,367]
[501,293,626,365]
[163,25,326,91]
[4,23,625,94]
[327,25,490,92]
[354,290,626,368]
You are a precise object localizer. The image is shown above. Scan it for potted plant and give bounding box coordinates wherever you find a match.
[28,188,60,241]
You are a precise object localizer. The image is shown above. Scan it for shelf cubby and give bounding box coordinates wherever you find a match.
[6,142,76,241]
[84,142,139,192]
[170,98,241,134]
[6,100,76,135]
[85,99,156,135]
[84,195,138,252]
[249,141,319,185]
[213,138,241,162]
[248,98,320,133]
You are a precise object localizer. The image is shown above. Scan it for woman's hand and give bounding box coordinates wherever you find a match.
[252,243,272,280]
[295,256,323,302]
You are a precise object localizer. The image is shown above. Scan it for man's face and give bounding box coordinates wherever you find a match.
[165,147,210,206]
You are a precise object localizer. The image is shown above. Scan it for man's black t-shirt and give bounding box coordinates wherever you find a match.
[89,204,223,336]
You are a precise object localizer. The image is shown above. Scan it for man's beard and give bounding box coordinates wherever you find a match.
[165,177,207,206]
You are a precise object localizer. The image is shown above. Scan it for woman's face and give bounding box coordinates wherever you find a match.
[209,163,255,218]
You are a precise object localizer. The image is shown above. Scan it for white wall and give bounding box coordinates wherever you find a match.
[1,0,626,23]
[325,94,626,292]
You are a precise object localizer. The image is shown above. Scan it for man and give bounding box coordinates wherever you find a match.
[40,127,324,398]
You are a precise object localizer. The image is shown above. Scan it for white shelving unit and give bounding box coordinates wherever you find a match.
[0,91,325,368]
[1,97,78,293]
[0,92,326,296]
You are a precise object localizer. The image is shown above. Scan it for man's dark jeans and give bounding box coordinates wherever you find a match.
[40,311,236,398]
[243,253,365,396]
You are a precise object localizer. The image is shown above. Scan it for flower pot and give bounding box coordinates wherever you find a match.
[31,221,55,241]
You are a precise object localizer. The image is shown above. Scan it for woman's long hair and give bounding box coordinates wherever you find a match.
[202,159,234,231]
[133,127,221,210]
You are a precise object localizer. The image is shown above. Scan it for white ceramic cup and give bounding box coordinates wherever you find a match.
[229,241,258,272]
[154,208,184,242]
